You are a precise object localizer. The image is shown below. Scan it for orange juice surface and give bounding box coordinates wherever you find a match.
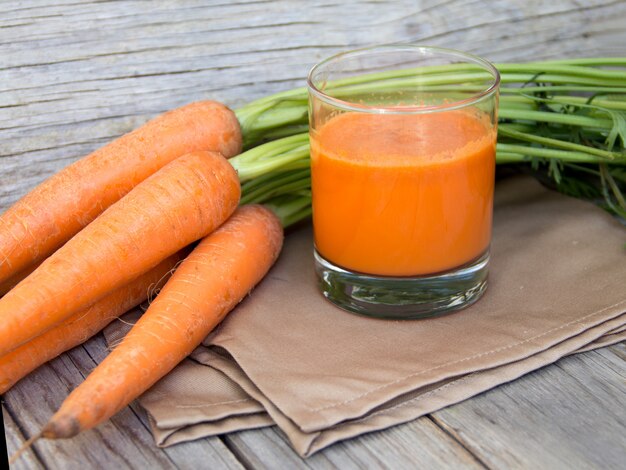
[310,110,496,276]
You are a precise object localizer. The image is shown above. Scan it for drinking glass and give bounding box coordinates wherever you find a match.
[307,45,500,319]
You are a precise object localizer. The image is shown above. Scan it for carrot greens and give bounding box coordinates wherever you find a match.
[234,58,626,222]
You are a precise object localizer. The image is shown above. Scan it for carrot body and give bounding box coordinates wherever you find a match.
[43,205,283,438]
[0,254,182,394]
[0,151,240,356]
[0,101,242,285]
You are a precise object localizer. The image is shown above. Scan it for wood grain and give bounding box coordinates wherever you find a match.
[2,0,625,468]
[431,343,626,469]
[224,417,485,469]
[3,405,43,470]
[2,0,625,209]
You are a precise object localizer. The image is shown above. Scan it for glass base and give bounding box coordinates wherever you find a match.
[314,250,489,319]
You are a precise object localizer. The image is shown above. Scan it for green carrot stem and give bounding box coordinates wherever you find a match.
[244,178,311,205]
[263,195,313,228]
[496,143,608,162]
[501,94,626,111]
[497,125,622,160]
[528,58,626,67]
[495,152,528,163]
[234,146,310,181]
[495,63,626,79]
[497,108,612,129]
[242,169,310,205]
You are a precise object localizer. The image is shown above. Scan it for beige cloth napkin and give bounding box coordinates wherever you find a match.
[104,175,626,457]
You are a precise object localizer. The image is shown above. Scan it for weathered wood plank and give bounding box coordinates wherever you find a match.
[224,428,317,470]
[1,0,625,209]
[431,342,626,469]
[315,418,483,469]
[3,405,43,470]
[224,416,485,469]
[609,342,626,361]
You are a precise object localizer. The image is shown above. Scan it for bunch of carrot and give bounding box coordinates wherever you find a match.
[1,101,284,455]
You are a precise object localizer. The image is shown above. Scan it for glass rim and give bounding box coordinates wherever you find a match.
[306,44,501,114]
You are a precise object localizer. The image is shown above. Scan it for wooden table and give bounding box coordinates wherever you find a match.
[2,1,625,468]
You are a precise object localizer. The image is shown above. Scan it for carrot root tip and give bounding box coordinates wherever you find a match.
[42,415,81,439]
[9,430,42,464]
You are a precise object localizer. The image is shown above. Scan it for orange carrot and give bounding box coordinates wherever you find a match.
[0,101,242,285]
[0,151,240,356]
[42,205,282,438]
[0,254,182,394]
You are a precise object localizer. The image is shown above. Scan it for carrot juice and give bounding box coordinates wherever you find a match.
[310,110,496,277]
